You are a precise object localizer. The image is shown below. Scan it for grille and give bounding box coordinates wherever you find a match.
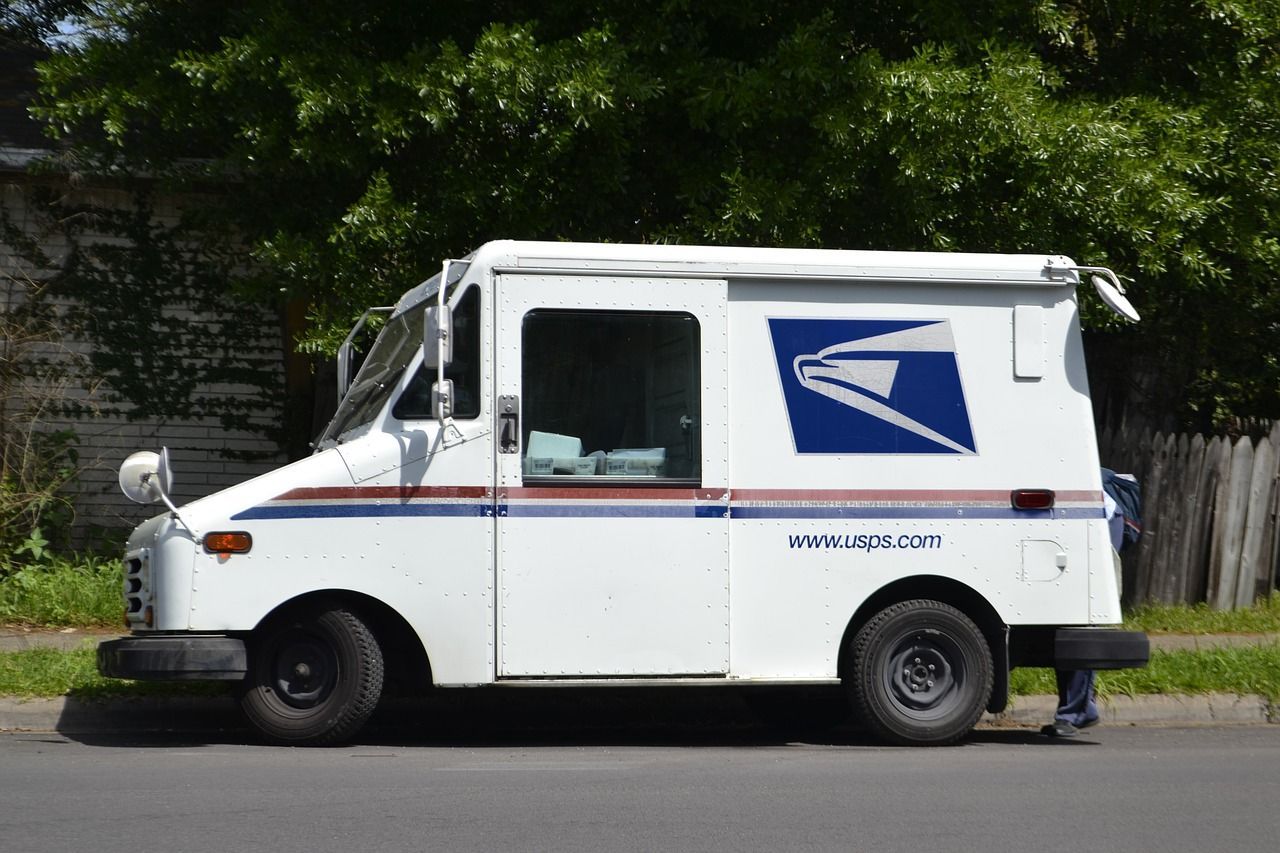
[123,549,151,627]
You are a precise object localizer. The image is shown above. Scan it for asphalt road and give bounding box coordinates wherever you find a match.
[1,725,1277,853]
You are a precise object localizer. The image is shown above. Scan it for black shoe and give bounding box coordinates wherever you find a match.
[1040,721,1079,737]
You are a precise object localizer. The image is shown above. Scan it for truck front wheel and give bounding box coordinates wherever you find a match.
[850,599,992,746]
[240,606,384,746]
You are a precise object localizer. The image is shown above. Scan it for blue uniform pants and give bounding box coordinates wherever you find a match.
[1054,669,1098,727]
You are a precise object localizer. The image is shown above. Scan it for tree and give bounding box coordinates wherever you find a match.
[0,1,90,49]
[22,0,1280,427]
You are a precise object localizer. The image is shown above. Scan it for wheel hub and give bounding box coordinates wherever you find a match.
[266,633,338,710]
[888,639,956,711]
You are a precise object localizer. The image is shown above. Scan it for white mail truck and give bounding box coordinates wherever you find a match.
[99,240,1149,746]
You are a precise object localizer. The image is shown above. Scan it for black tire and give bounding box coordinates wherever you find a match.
[850,599,992,746]
[240,606,384,746]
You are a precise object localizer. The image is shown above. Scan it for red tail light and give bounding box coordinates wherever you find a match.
[1011,489,1055,510]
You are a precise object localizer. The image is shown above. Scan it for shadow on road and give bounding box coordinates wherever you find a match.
[53,685,1076,750]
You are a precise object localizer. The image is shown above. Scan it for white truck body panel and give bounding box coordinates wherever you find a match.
[118,240,1121,689]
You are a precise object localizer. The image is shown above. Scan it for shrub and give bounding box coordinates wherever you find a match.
[0,553,122,627]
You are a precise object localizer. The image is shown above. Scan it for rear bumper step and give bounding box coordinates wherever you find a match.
[1054,628,1150,670]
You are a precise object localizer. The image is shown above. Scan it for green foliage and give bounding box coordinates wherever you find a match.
[22,1,1280,424]
[0,239,87,562]
[0,553,122,626]
[13,528,50,562]
[0,429,78,567]
[0,1,91,48]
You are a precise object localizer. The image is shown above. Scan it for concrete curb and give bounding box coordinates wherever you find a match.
[1,693,1275,735]
[981,693,1276,728]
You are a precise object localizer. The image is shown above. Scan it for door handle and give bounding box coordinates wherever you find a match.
[498,395,520,454]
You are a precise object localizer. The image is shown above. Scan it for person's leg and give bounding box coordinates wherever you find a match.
[1058,669,1098,726]
[1043,669,1098,735]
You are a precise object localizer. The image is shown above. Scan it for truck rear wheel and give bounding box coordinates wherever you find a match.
[240,606,384,746]
[850,599,992,746]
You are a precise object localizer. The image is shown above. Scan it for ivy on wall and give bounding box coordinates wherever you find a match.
[4,182,285,461]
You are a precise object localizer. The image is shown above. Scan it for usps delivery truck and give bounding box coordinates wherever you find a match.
[99,240,1149,746]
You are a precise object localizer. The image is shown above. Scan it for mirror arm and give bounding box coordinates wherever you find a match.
[153,448,196,536]
[1065,265,1127,294]
[436,259,464,446]
[336,306,395,399]
[437,258,450,408]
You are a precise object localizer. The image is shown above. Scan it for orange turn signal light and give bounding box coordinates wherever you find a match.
[203,531,253,554]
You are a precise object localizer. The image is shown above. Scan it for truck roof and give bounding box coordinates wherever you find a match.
[394,241,1084,316]
[477,240,1080,287]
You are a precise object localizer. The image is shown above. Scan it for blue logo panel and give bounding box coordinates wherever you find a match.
[768,318,976,454]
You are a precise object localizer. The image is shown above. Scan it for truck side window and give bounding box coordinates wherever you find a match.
[522,310,701,481]
[393,286,481,420]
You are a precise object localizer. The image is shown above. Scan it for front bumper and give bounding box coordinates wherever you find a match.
[98,635,247,681]
[1054,628,1149,670]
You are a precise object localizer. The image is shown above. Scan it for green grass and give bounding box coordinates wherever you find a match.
[0,646,107,697]
[1010,643,1280,702]
[1124,595,1280,635]
[0,555,122,628]
[0,647,229,699]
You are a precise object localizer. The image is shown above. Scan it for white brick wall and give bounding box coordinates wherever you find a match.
[3,177,288,546]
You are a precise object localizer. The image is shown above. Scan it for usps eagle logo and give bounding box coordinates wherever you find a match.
[768,318,976,455]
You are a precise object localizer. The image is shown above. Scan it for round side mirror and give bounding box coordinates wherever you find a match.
[1091,273,1140,323]
[118,450,174,504]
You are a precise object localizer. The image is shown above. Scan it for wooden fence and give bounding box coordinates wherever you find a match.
[1099,422,1280,608]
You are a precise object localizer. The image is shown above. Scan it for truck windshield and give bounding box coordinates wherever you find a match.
[320,302,427,445]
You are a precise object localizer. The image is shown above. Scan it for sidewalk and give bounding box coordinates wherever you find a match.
[1,629,1277,734]
[0,627,121,652]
